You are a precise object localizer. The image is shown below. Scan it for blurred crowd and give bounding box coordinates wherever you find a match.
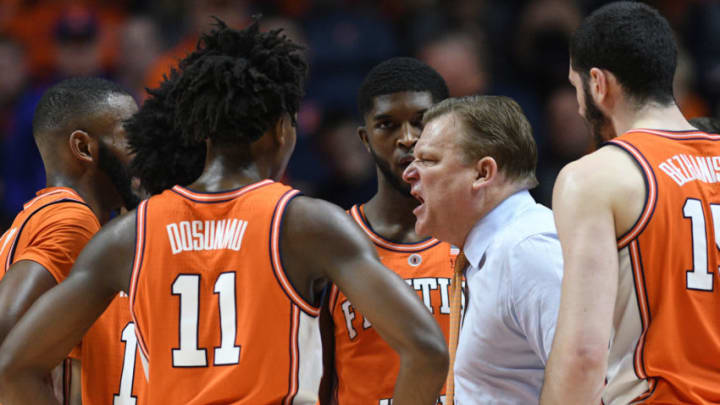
[1,0,719,232]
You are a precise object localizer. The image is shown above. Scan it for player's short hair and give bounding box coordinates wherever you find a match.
[125,69,206,196]
[32,77,130,141]
[167,18,308,149]
[423,95,538,188]
[357,57,449,118]
[689,117,720,134]
[570,1,677,105]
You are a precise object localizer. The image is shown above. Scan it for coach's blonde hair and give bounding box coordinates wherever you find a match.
[423,95,539,188]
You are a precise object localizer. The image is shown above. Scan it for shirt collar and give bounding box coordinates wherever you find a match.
[463,189,535,268]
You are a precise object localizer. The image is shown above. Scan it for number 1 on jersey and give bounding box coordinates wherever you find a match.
[113,323,138,405]
[172,272,241,367]
[683,199,719,291]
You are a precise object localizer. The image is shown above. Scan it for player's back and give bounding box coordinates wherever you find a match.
[129,180,322,405]
[327,204,456,404]
[605,129,720,404]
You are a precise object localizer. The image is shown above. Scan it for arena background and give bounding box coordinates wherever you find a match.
[1,0,717,233]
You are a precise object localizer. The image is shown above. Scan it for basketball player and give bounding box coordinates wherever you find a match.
[0,20,448,405]
[541,2,720,403]
[0,77,141,404]
[320,57,455,404]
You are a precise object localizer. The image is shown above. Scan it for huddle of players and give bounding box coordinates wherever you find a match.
[0,1,719,404]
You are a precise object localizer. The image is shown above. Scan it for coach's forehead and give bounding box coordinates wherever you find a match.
[418,112,461,150]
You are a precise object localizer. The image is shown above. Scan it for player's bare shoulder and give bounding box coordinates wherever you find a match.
[554,144,646,238]
[282,196,375,258]
[280,196,378,289]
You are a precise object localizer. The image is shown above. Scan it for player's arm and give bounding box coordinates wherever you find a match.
[0,212,136,405]
[282,197,449,405]
[0,261,57,345]
[540,156,620,404]
[0,206,98,346]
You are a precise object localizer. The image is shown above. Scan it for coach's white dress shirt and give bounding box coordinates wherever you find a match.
[454,190,563,404]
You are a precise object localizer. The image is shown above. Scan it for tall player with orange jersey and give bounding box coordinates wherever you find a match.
[541,2,720,404]
[321,57,456,405]
[0,77,144,405]
[0,20,449,405]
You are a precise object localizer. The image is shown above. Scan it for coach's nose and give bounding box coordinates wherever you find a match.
[403,161,418,185]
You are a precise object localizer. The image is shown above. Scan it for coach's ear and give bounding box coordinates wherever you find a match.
[472,156,497,191]
[69,130,96,164]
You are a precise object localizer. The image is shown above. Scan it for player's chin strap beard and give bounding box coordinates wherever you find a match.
[97,142,141,210]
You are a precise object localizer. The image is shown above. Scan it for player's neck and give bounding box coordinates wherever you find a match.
[613,100,694,136]
[363,181,425,244]
[189,152,266,192]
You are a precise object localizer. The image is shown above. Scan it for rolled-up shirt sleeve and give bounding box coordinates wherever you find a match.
[506,232,564,364]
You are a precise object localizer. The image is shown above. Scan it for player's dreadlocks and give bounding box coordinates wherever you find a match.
[169,18,308,148]
[125,18,307,195]
[125,69,206,196]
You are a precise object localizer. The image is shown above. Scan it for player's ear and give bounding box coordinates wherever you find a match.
[589,67,608,104]
[472,156,497,191]
[273,114,293,146]
[358,126,371,153]
[68,130,96,164]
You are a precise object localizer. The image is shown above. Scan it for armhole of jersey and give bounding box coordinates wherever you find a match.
[606,140,658,249]
[128,200,151,360]
[5,199,91,273]
[269,190,321,317]
[328,284,340,313]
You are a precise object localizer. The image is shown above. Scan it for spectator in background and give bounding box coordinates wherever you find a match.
[52,7,104,79]
[0,37,26,118]
[144,0,248,90]
[314,110,375,208]
[417,32,488,97]
[3,1,125,82]
[675,45,710,119]
[513,0,580,97]
[117,16,162,101]
[0,35,29,232]
[533,86,591,206]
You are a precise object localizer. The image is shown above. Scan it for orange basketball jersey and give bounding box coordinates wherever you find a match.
[0,186,100,405]
[129,180,322,405]
[81,293,146,405]
[327,204,456,405]
[0,187,99,283]
[604,129,720,404]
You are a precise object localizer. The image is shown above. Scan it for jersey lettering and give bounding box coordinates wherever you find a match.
[341,300,357,340]
[340,277,461,338]
[683,199,719,291]
[172,274,208,367]
[166,219,248,254]
[412,278,439,314]
[113,323,138,405]
[659,154,720,186]
[171,272,242,367]
[213,272,241,365]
